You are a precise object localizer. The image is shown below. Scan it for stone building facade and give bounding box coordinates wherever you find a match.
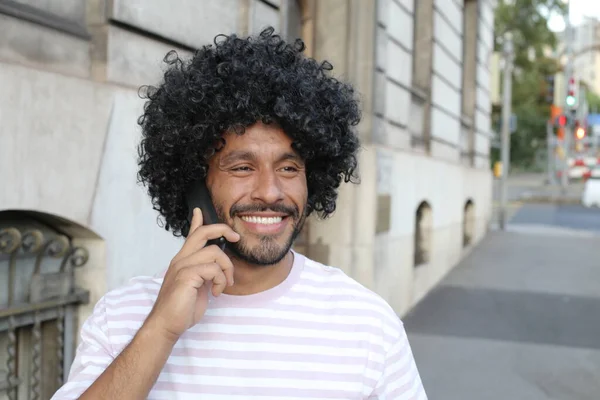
[0,1,494,396]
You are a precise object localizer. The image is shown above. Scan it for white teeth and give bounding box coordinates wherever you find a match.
[241,216,283,224]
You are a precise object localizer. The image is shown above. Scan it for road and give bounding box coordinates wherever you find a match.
[511,203,600,234]
[403,202,600,400]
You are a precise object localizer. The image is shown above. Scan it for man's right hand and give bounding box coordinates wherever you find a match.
[73,209,240,400]
[144,207,241,343]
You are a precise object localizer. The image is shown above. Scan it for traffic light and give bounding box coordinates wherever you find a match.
[575,126,586,140]
[557,114,567,127]
[566,77,577,109]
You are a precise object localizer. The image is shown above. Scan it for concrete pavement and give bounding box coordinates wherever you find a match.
[403,229,600,399]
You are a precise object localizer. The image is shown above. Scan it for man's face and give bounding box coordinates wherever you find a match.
[205,122,308,265]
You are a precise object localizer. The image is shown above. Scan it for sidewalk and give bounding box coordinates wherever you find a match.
[403,230,600,400]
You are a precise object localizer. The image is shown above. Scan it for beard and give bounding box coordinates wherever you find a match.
[215,202,307,266]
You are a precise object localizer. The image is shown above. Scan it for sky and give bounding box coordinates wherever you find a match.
[548,0,600,31]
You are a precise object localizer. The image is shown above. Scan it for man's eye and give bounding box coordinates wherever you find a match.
[281,166,299,172]
[232,166,252,172]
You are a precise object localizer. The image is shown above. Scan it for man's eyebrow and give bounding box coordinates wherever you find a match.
[278,152,304,164]
[220,151,304,165]
[219,150,257,164]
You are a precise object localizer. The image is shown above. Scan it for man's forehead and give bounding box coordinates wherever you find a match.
[216,123,299,158]
[226,122,291,142]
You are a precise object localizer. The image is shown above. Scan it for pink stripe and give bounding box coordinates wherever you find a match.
[106,298,155,307]
[162,364,377,386]
[106,285,393,315]
[200,315,394,340]
[109,327,143,335]
[106,314,396,346]
[106,312,153,321]
[169,347,383,367]
[101,275,401,331]
[210,301,399,327]
[293,275,388,300]
[109,328,382,352]
[390,355,415,382]
[107,282,159,297]
[178,330,385,352]
[387,370,423,399]
[105,287,395,320]
[107,304,394,329]
[152,381,357,398]
[387,343,410,366]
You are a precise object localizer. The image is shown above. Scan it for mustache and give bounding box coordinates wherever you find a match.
[230,203,299,219]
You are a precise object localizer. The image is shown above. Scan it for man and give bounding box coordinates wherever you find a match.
[52,27,427,399]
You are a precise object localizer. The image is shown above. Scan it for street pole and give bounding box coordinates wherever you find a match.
[547,120,554,184]
[561,1,573,191]
[499,33,514,231]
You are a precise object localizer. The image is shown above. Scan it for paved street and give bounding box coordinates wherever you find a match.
[404,205,600,399]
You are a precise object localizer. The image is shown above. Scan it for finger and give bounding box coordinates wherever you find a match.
[181,224,241,256]
[210,267,228,297]
[208,245,235,287]
[172,264,208,289]
[170,208,202,266]
[173,245,235,287]
[177,263,227,296]
[192,223,241,243]
[189,207,203,235]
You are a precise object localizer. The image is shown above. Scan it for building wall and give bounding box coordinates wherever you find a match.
[0,0,495,337]
[0,0,288,330]
[327,0,494,315]
[572,17,600,96]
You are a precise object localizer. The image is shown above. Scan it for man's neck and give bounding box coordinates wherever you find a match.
[223,251,294,296]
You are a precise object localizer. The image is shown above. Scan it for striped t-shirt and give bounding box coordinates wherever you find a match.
[52,251,427,399]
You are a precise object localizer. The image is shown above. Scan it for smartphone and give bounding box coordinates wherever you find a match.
[185,178,227,251]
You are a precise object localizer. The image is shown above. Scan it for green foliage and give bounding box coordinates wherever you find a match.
[586,90,600,112]
[492,0,567,169]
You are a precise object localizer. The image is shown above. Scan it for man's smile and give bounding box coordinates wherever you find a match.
[236,212,290,235]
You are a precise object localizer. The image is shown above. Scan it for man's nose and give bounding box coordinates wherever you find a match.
[250,169,285,204]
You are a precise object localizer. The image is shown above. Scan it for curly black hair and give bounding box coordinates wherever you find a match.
[137,27,361,237]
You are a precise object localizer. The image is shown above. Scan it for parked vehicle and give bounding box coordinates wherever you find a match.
[582,166,600,207]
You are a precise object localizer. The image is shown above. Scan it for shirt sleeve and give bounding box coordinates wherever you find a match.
[369,322,428,400]
[51,296,115,399]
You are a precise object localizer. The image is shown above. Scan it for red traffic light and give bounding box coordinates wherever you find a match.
[557,114,567,127]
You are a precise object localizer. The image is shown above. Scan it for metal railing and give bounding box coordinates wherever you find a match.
[0,227,90,400]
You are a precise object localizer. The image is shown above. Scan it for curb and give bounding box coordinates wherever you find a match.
[517,195,582,205]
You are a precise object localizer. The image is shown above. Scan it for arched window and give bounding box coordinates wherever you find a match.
[414,201,432,267]
[463,199,475,247]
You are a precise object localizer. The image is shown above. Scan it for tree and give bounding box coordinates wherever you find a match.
[586,90,600,113]
[491,0,567,170]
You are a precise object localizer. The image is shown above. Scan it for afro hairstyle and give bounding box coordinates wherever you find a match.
[136,27,361,237]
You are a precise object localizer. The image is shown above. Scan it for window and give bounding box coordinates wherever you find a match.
[412,0,434,92]
[410,0,434,151]
[414,201,432,267]
[461,0,478,166]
